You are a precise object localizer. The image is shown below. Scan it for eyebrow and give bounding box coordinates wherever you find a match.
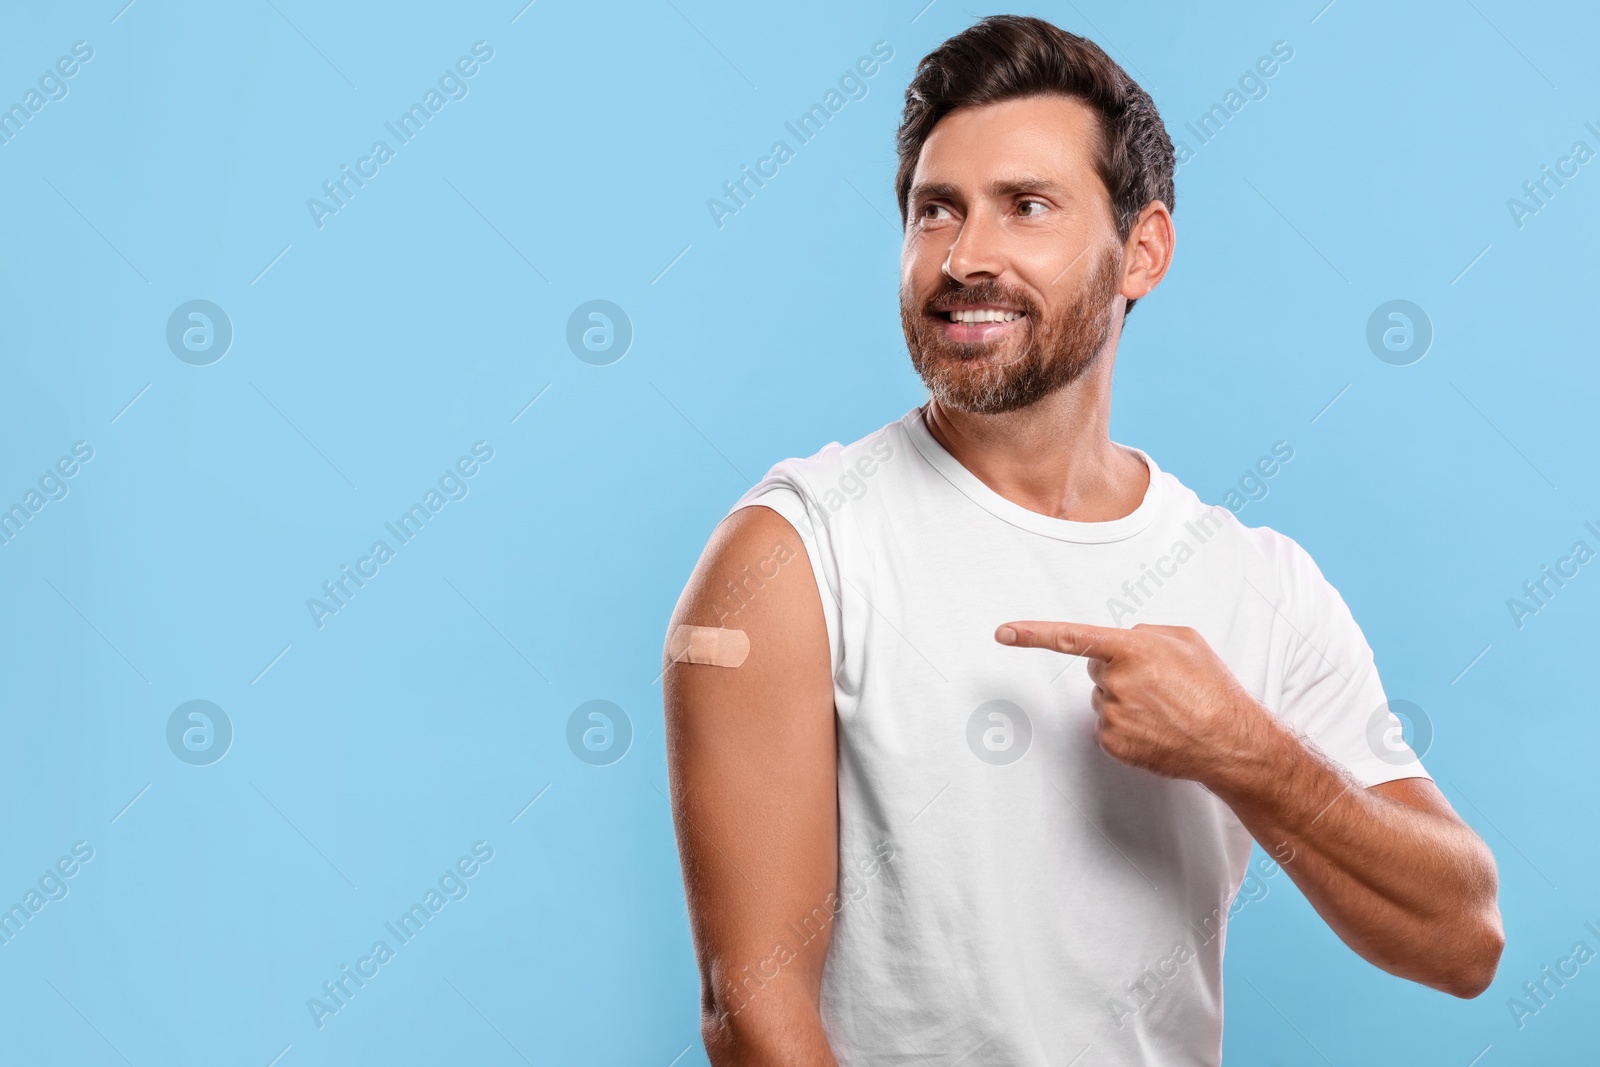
[909,176,1070,204]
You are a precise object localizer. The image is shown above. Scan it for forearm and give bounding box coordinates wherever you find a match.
[1209,713,1501,996]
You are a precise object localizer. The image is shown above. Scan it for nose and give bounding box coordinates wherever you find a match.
[941,208,1005,284]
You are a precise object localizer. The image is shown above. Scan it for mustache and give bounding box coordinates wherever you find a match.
[921,281,1036,316]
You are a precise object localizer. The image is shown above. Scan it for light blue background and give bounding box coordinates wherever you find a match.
[1,1,1595,1063]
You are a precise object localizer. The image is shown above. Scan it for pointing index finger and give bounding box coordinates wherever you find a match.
[995,621,1131,660]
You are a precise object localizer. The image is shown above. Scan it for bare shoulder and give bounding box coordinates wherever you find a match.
[665,504,830,682]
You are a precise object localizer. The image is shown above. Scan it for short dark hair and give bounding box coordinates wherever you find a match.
[895,15,1175,314]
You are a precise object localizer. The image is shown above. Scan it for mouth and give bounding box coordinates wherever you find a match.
[931,304,1028,344]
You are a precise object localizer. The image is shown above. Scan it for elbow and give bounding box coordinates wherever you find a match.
[1451,934,1506,1001]
[699,970,744,1038]
[1442,962,1499,1000]
[700,1009,740,1066]
[699,986,745,1065]
[1436,837,1506,999]
[698,967,831,1066]
[700,1001,783,1067]
[1438,909,1506,1000]
[698,974,769,1065]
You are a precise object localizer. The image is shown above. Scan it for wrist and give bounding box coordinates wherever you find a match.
[1201,696,1300,805]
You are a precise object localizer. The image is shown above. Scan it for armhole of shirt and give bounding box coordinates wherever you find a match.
[730,486,843,681]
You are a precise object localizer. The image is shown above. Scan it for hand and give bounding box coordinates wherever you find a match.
[995,621,1280,789]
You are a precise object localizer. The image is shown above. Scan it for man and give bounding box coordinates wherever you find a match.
[663,15,1503,1066]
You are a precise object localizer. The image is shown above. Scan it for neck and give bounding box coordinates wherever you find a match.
[921,341,1148,523]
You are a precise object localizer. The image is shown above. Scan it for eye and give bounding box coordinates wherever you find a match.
[919,203,952,221]
[1016,198,1049,217]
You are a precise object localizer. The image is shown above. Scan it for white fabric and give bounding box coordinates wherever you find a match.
[727,405,1429,1066]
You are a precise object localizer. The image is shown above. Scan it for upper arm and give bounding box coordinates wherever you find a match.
[1367,777,1493,845]
[663,504,838,1031]
[1368,776,1456,818]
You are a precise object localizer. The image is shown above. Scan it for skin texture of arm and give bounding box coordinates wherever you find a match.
[995,620,1505,998]
[663,504,841,1066]
[1239,766,1502,998]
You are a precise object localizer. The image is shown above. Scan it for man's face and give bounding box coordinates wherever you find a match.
[900,94,1127,415]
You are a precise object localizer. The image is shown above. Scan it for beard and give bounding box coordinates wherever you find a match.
[900,246,1123,415]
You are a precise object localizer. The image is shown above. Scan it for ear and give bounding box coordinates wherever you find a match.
[1119,200,1175,304]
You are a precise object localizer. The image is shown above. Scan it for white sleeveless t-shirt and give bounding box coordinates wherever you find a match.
[727,406,1429,1066]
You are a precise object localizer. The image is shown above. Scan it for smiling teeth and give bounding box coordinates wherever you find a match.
[949,309,1023,323]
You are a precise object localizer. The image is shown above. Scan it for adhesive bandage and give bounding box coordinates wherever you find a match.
[668,625,750,668]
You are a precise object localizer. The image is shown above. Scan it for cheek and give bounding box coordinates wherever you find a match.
[899,255,919,292]
[1027,250,1077,292]
[902,235,944,284]
[1024,223,1093,286]
[1043,225,1122,296]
